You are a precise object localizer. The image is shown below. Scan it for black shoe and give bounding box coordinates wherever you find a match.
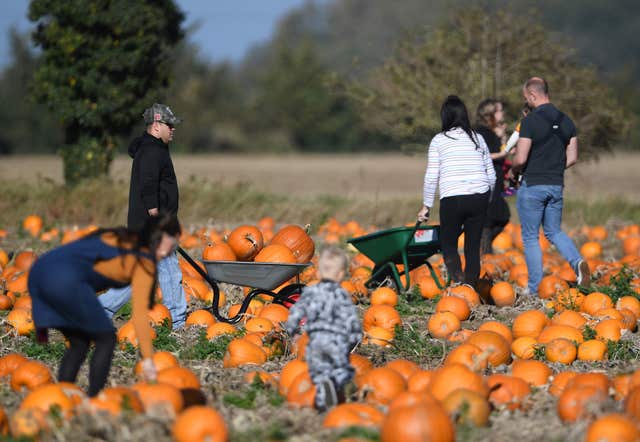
[315,379,338,412]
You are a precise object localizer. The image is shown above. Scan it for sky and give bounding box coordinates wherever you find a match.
[0,0,320,68]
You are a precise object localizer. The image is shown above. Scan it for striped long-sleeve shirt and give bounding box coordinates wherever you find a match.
[423,128,496,207]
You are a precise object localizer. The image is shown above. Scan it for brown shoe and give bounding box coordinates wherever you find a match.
[577,260,591,288]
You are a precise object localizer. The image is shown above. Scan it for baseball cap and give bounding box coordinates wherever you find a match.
[142,103,182,126]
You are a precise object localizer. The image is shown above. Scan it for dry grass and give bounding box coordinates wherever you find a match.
[2,151,639,202]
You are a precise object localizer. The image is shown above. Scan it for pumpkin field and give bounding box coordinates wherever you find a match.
[0,154,639,442]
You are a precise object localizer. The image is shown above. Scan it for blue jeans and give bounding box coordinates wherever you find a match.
[516,181,582,295]
[99,252,186,328]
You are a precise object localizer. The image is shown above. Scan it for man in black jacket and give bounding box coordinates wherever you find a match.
[99,103,187,328]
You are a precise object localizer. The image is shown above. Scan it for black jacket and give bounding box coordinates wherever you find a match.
[126,132,179,230]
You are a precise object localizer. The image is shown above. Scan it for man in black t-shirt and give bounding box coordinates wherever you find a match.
[509,77,590,296]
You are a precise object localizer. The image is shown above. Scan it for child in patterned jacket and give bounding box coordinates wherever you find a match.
[285,246,362,412]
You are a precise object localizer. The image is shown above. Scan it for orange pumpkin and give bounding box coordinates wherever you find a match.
[254,244,296,264]
[442,388,491,427]
[222,338,267,368]
[172,406,228,442]
[10,360,52,392]
[6,309,35,336]
[227,225,264,261]
[286,371,316,408]
[186,310,217,328]
[444,343,488,372]
[0,353,28,379]
[429,363,488,402]
[148,303,172,327]
[585,413,640,442]
[581,292,613,316]
[512,310,549,339]
[380,402,455,442]
[270,225,315,263]
[131,382,184,415]
[538,275,569,299]
[465,330,511,367]
[577,339,608,361]
[362,326,394,346]
[511,336,538,360]
[202,242,236,261]
[545,338,577,364]
[549,371,578,397]
[557,385,606,422]
[359,367,407,406]
[205,322,238,340]
[435,296,470,321]
[478,321,513,344]
[427,312,460,339]
[370,287,399,307]
[323,403,385,429]
[489,281,516,306]
[536,325,583,345]
[487,374,531,411]
[363,305,401,332]
[511,359,552,386]
[279,360,308,396]
[134,351,179,377]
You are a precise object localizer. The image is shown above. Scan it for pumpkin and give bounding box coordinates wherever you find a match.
[385,360,420,382]
[577,339,608,361]
[270,225,315,263]
[6,309,34,336]
[537,325,584,345]
[406,370,434,393]
[511,336,538,360]
[362,326,394,347]
[448,284,481,307]
[585,413,640,442]
[416,275,442,299]
[19,383,82,417]
[12,295,32,311]
[487,374,531,410]
[279,360,308,396]
[0,294,13,310]
[202,242,236,261]
[489,281,516,306]
[617,296,640,319]
[380,402,455,442]
[14,251,37,272]
[436,296,470,321]
[429,363,488,402]
[594,319,623,342]
[557,385,606,422]
[613,374,632,401]
[227,225,263,261]
[245,317,275,334]
[442,388,490,427]
[10,360,52,392]
[370,287,398,307]
[478,321,513,344]
[545,338,577,364]
[549,371,578,397]
[244,371,277,387]
[254,244,296,264]
[538,275,569,299]
[206,322,238,340]
[511,359,552,386]
[323,403,385,429]
[512,310,549,339]
[8,408,47,439]
[551,310,587,329]
[257,303,289,327]
[427,312,460,339]
[359,367,407,406]
[286,371,316,408]
[581,292,613,316]
[566,373,610,395]
[88,386,143,415]
[131,382,184,416]
[555,288,585,311]
[222,338,267,368]
[134,351,179,377]
[0,353,28,379]
[465,331,511,367]
[444,343,488,372]
[363,305,401,332]
[148,303,172,327]
[172,406,228,442]
[186,310,217,328]
[116,321,157,349]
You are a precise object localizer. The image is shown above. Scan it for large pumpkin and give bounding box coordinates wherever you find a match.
[172,406,228,442]
[227,225,263,261]
[202,242,236,261]
[380,402,455,442]
[270,225,315,263]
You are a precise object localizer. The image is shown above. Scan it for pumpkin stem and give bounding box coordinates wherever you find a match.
[304,224,311,234]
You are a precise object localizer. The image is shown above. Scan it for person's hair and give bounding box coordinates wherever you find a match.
[441,95,480,149]
[476,98,500,129]
[317,245,348,282]
[524,77,549,96]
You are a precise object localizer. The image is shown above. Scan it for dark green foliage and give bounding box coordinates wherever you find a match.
[337,427,381,441]
[152,320,179,352]
[18,333,67,363]
[588,266,638,304]
[390,323,448,363]
[607,339,638,361]
[582,325,597,341]
[28,0,184,184]
[223,375,284,409]
[178,328,236,360]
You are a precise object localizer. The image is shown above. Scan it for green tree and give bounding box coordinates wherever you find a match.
[254,41,379,151]
[28,0,184,184]
[346,9,629,157]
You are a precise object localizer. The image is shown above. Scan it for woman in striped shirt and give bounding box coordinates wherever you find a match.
[417,95,496,288]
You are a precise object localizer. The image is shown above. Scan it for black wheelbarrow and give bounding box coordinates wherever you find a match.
[177,247,310,324]
[347,222,447,292]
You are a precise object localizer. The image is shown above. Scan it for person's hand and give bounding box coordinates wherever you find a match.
[140,357,157,382]
[148,208,159,216]
[417,206,430,223]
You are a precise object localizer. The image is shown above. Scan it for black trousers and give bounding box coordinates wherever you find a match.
[439,191,490,288]
[58,328,117,397]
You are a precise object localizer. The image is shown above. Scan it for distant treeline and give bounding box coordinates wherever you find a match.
[0,0,636,157]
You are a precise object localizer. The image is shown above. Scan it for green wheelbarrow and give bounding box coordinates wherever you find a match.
[347,221,448,292]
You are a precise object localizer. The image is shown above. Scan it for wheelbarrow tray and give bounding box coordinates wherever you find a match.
[348,225,440,266]
[202,260,310,291]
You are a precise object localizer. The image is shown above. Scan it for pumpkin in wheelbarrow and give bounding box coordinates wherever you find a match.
[270,225,315,263]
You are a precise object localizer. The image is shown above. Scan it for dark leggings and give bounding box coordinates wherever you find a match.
[58,328,117,397]
[439,192,490,289]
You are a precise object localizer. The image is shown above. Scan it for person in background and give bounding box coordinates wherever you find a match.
[509,77,590,295]
[418,95,496,289]
[285,246,362,412]
[27,213,181,396]
[475,98,511,254]
[501,102,533,196]
[99,103,187,329]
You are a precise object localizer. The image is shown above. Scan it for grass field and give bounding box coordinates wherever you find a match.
[1,152,639,201]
